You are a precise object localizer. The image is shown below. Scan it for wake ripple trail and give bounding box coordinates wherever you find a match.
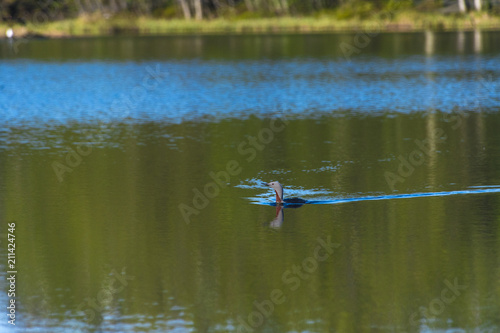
[254,186,500,206]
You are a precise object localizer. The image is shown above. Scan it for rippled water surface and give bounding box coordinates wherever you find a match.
[1,32,500,332]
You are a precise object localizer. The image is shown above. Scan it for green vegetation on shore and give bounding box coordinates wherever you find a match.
[1,0,500,37]
[2,11,500,37]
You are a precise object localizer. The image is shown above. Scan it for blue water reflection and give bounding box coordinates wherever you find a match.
[1,56,499,128]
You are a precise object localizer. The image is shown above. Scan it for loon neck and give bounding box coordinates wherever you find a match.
[275,190,283,203]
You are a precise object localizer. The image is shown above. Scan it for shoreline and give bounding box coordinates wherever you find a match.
[2,13,500,38]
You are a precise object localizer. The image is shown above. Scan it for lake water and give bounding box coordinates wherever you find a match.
[1,32,500,332]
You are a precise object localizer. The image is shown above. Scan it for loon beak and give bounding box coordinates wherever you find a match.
[262,182,270,187]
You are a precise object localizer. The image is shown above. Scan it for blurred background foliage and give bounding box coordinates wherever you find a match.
[1,0,499,23]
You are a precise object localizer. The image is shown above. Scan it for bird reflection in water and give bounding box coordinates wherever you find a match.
[264,181,306,228]
[269,205,284,228]
[267,203,305,228]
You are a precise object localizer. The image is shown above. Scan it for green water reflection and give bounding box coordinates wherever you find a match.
[2,31,500,60]
[3,110,500,332]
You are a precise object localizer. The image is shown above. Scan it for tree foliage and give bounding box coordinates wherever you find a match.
[0,0,497,22]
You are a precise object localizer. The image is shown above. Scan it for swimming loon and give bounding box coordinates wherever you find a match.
[264,181,307,205]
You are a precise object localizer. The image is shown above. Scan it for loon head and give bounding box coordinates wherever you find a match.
[265,181,284,204]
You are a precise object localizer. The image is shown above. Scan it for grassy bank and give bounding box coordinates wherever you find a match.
[2,11,500,37]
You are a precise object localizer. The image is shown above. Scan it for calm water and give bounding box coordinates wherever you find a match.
[1,32,500,332]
